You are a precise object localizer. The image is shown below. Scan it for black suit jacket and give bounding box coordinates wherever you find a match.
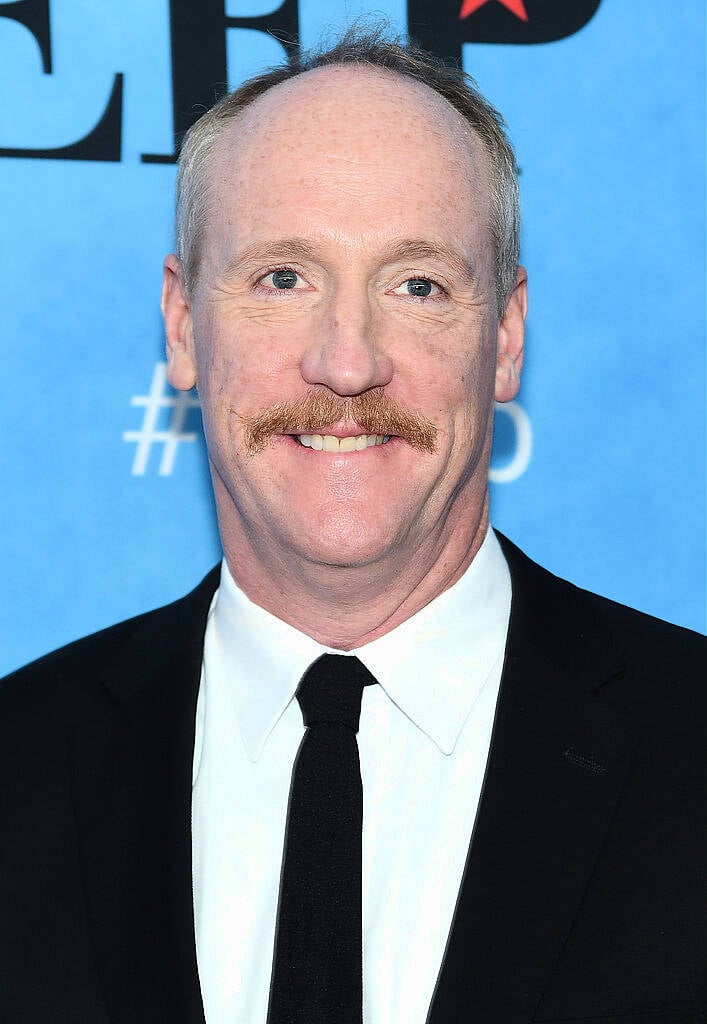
[1,535,704,1023]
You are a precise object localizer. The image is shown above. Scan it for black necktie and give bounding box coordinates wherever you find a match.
[267,653,377,1024]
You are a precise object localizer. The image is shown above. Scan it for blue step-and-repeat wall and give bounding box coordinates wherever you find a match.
[1,0,705,675]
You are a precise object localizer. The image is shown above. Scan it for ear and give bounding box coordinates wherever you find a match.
[161,254,198,390]
[494,266,527,404]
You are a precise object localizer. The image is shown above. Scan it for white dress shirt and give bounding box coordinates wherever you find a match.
[192,528,512,1023]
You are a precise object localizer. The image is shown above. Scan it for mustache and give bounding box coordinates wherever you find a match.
[240,389,437,455]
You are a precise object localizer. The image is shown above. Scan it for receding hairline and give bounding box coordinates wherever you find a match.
[207,61,488,180]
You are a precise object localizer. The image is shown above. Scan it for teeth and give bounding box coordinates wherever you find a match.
[296,434,391,451]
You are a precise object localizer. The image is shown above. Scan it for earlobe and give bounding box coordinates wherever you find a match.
[494,266,527,404]
[161,254,198,391]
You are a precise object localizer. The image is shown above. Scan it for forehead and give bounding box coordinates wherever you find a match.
[204,65,490,262]
[230,64,477,154]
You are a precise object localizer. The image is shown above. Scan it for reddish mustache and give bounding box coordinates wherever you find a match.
[241,390,437,454]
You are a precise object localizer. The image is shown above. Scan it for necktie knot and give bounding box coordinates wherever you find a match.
[296,653,376,733]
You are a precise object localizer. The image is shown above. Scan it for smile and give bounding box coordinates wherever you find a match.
[294,434,392,451]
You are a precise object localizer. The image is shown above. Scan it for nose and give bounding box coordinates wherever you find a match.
[299,288,394,396]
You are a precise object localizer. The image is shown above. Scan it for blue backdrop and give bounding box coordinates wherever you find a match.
[1,0,704,676]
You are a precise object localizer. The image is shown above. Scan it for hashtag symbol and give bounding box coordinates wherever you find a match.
[123,362,201,476]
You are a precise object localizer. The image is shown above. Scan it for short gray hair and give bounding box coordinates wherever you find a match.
[176,26,520,314]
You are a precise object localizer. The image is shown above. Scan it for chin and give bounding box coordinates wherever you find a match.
[288,519,400,571]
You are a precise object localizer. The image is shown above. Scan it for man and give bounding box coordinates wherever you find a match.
[1,29,704,1024]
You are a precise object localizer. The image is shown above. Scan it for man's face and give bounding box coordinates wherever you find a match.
[163,66,526,580]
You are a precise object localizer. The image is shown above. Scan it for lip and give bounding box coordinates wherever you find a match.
[279,423,388,440]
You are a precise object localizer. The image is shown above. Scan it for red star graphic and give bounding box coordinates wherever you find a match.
[459,0,529,21]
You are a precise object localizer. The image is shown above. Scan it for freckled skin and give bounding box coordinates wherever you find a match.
[162,65,527,648]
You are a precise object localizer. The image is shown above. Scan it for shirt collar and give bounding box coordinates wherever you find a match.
[209,572,325,762]
[211,527,511,761]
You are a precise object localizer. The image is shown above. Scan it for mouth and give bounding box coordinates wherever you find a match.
[292,433,393,452]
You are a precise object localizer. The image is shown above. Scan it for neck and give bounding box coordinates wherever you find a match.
[218,495,490,650]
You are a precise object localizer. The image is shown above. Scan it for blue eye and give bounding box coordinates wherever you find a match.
[391,277,441,299]
[406,278,433,297]
[271,269,299,289]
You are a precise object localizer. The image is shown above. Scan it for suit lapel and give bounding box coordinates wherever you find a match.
[70,568,219,1024]
[428,536,641,1023]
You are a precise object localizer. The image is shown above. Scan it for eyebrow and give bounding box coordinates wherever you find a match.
[379,239,478,283]
[220,236,478,283]
[220,238,321,280]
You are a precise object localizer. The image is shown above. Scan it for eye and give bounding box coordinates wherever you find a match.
[260,268,306,290]
[391,277,441,299]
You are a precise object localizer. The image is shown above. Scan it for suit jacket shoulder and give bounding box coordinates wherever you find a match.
[0,565,221,714]
[0,566,220,1023]
[498,531,704,707]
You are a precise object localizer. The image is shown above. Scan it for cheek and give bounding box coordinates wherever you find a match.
[412,342,486,419]
[195,319,301,416]
[422,347,497,455]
